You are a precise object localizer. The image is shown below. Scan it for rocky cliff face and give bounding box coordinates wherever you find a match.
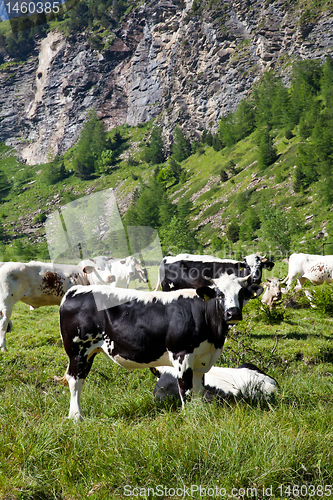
[1,0,333,164]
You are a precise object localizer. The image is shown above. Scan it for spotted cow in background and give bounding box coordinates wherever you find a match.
[59,274,263,420]
[302,262,333,285]
[0,260,115,351]
[282,253,333,291]
[81,256,148,288]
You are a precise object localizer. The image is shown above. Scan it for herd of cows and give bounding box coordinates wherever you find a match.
[0,251,332,420]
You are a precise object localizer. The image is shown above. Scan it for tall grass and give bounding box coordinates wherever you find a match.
[1,295,333,499]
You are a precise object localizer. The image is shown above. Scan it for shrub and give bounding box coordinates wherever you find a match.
[226,221,240,243]
[171,126,192,162]
[220,169,228,182]
[33,213,47,224]
[310,285,333,316]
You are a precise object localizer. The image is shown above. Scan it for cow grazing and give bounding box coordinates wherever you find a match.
[282,253,333,291]
[59,274,263,420]
[152,363,277,403]
[0,260,115,351]
[261,278,282,309]
[155,253,274,291]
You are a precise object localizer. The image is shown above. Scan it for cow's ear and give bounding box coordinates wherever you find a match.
[262,261,274,270]
[244,284,264,299]
[196,286,216,301]
[82,264,95,274]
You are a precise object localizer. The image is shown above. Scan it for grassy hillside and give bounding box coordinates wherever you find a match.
[0,117,330,264]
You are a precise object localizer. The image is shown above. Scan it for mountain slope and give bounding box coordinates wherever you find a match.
[1,0,333,164]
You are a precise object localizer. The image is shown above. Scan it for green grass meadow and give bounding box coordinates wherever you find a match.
[1,263,333,499]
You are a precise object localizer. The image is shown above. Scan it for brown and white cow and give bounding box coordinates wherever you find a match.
[282,253,333,291]
[0,260,115,351]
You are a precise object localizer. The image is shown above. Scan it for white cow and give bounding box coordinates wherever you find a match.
[0,260,115,351]
[282,253,333,291]
[82,256,147,288]
[152,363,277,403]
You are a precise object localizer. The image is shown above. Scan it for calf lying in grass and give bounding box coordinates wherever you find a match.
[151,363,277,403]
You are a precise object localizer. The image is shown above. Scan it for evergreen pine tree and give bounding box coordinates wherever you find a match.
[220,169,228,182]
[0,168,9,197]
[293,166,305,193]
[257,128,278,169]
[144,127,165,164]
[226,221,240,243]
[74,110,107,179]
[171,126,191,162]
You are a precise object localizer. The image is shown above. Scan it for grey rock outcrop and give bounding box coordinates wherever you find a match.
[1,0,333,164]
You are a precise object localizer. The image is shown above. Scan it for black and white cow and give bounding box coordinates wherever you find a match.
[152,363,277,403]
[155,253,274,291]
[59,274,263,420]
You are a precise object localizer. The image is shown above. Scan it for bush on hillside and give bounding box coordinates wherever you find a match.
[310,285,333,316]
[40,159,67,185]
[257,128,278,169]
[226,221,240,243]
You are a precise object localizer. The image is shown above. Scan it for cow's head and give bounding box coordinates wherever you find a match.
[243,254,274,284]
[117,256,136,277]
[79,260,116,285]
[196,274,263,324]
[264,278,282,298]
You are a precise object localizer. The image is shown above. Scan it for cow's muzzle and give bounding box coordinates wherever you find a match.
[225,307,242,324]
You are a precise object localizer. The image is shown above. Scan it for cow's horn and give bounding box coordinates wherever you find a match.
[240,274,251,283]
[203,275,214,285]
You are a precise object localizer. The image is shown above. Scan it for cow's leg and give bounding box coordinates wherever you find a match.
[65,349,99,420]
[304,289,315,307]
[172,353,196,408]
[192,371,205,398]
[66,373,85,421]
[0,303,14,352]
[295,277,307,292]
